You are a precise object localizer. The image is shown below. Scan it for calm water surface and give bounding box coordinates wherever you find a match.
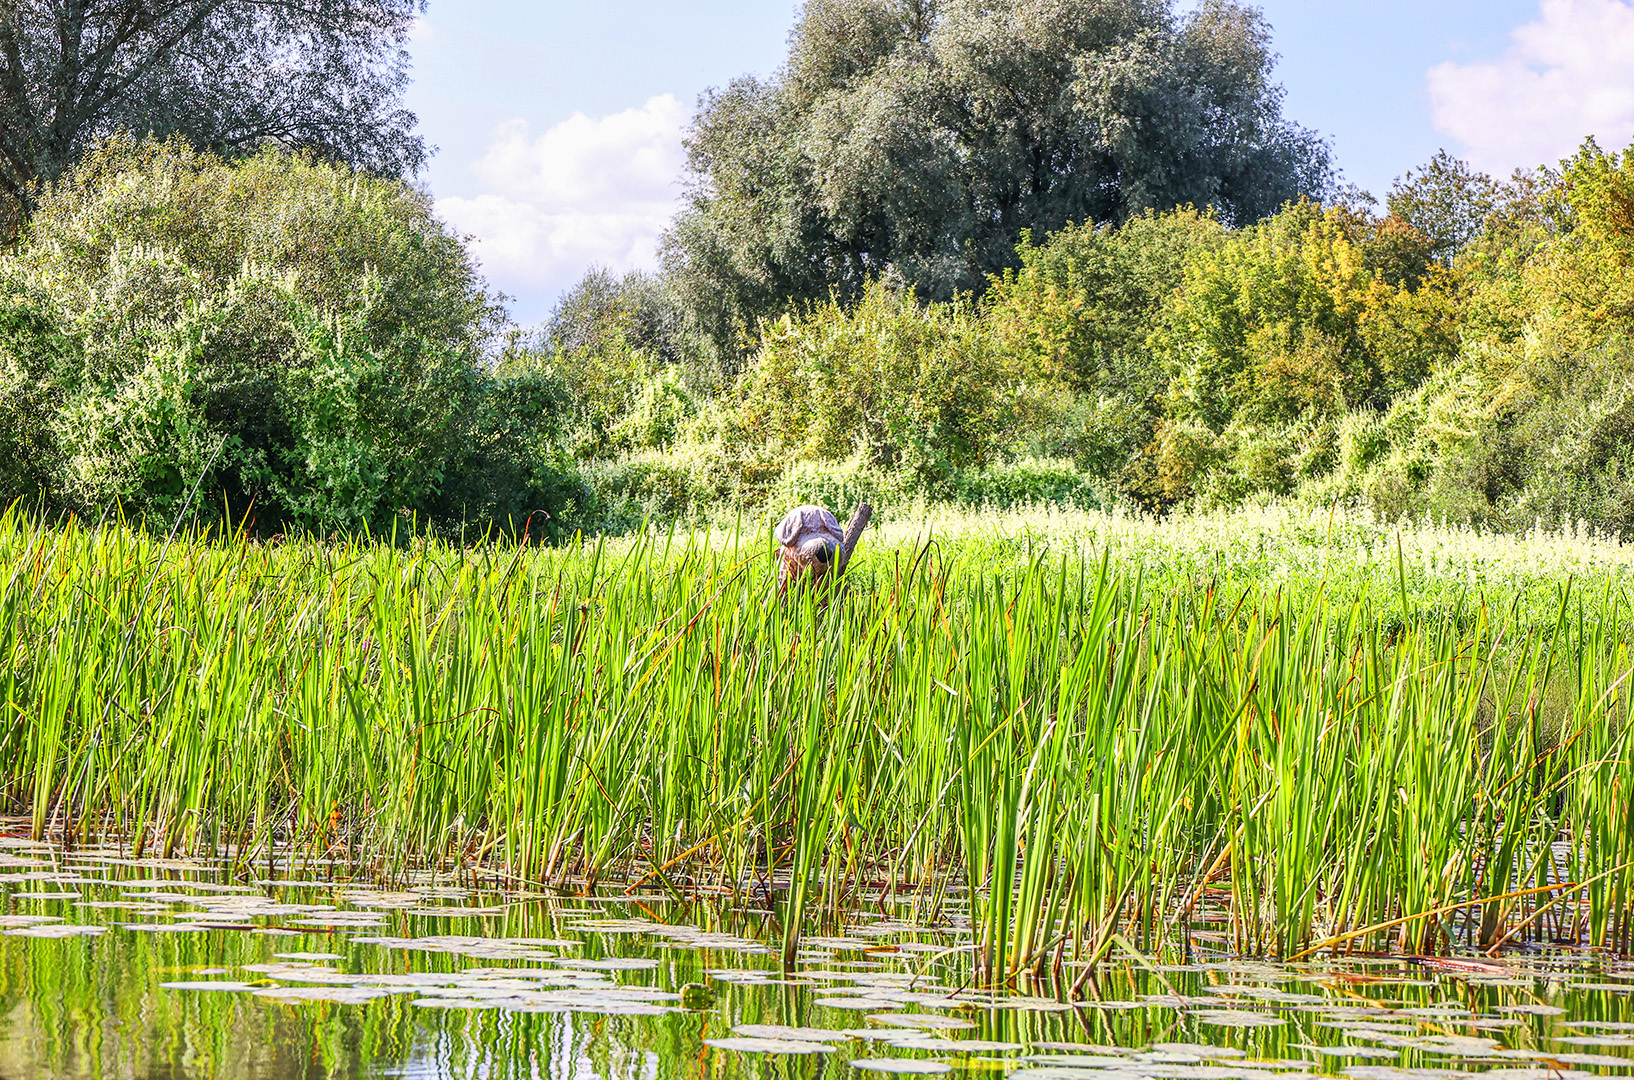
[0,840,1631,1080]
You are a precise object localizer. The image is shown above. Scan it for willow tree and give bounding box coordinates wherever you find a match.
[662,0,1332,368]
[0,0,426,224]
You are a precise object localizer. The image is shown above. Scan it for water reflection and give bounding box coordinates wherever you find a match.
[0,847,1628,1080]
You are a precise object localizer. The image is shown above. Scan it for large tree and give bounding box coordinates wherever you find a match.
[0,0,426,220]
[663,0,1332,367]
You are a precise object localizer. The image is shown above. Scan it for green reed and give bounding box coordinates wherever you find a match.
[4,507,1634,982]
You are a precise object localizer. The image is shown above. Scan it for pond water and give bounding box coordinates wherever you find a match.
[0,841,1631,1080]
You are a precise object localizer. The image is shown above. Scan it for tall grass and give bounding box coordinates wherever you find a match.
[3,506,1634,981]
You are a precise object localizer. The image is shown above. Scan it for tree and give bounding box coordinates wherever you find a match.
[1386,150,1507,267]
[0,0,425,222]
[1152,201,1457,433]
[2,137,505,531]
[663,0,1331,367]
[983,209,1226,478]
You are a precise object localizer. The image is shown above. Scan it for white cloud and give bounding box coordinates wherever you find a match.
[436,95,689,317]
[1428,0,1634,175]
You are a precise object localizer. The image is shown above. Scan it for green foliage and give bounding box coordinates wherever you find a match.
[0,292,70,507]
[429,361,591,541]
[1309,141,1634,535]
[663,0,1332,365]
[572,138,1634,542]
[983,209,1227,478]
[1128,200,1459,507]
[1155,202,1455,429]
[8,509,1634,968]
[0,0,425,221]
[1386,149,1512,267]
[0,137,592,535]
[736,279,1058,479]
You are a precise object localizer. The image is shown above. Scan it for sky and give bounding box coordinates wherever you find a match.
[403,0,1634,326]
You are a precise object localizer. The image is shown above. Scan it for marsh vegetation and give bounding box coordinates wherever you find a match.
[5,506,1634,985]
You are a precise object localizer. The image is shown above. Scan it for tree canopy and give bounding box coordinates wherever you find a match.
[663,0,1332,366]
[0,0,426,220]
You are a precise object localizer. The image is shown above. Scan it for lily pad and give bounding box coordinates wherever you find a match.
[556,957,659,971]
[1152,1044,1248,1059]
[1194,1010,1287,1028]
[732,1025,850,1042]
[252,986,398,1004]
[871,1015,978,1031]
[704,1037,834,1054]
[5,923,105,938]
[1294,1046,1400,1060]
[851,1061,955,1075]
[912,1040,1024,1053]
[1547,1053,1634,1068]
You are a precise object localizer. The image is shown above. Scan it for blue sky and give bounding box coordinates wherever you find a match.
[403,0,1634,325]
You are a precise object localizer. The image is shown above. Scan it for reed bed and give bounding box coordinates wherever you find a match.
[3,507,1634,982]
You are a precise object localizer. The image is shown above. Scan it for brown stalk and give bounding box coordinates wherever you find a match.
[836,502,873,577]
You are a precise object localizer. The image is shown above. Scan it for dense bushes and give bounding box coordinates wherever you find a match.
[0,137,581,536]
[8,134,1634,542]
[549,137,1634,539]
[736,282,1055,477]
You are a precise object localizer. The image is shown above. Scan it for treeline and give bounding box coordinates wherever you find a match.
[5,136,1634,539]
[555,141,1634,537]
[3,0,1631,539]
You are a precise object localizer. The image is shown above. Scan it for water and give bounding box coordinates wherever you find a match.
[1,842,1631,1079]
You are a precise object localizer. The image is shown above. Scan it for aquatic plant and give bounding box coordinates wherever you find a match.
[3,505,1634,983]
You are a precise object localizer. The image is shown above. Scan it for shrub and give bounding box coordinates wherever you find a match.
[1153,200,1458,433]
[737,280,1061,479]
[944,458,1106,512]
[429,359,592,541]
[984,209,1227,481]
[1,136,517,533]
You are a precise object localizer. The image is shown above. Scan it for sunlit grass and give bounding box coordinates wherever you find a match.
[3,503,1633,983]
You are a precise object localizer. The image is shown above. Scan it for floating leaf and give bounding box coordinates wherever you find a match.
[253,987,399,1004]
[851,1061,955,1075]
[1193,1011,1286,1028]
[1293,1046,1400,1060]
[704,1037,834,1055]
[731,1025,850,1042]
[1342,1068,1474,1080]
[556,958,659,971]
[910,1040,1024,1053]
[1151,1044,1248,1059]
[4,924,106,938]
[1546,1053,1634,1068]
[871,1015,978,1031]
